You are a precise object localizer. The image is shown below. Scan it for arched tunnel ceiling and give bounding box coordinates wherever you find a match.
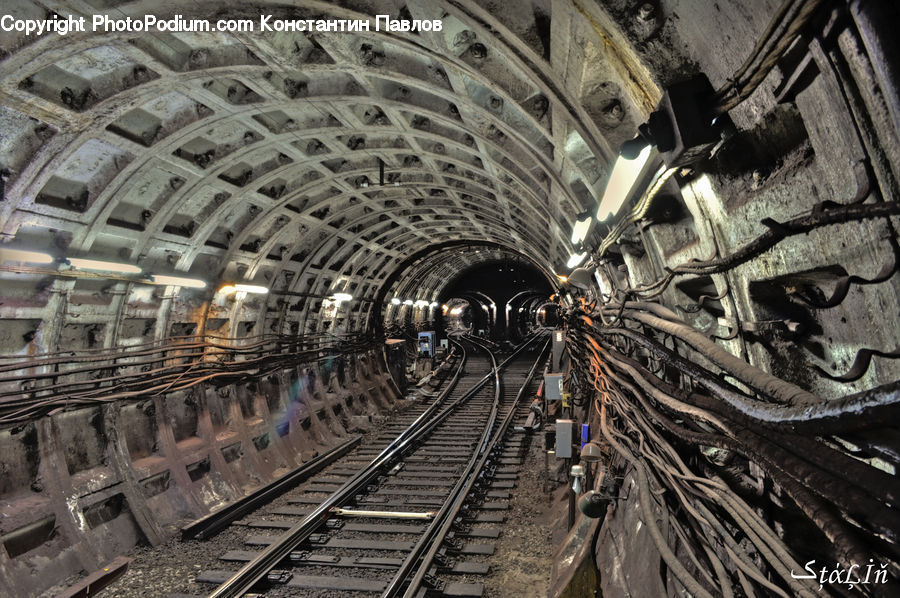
[0,0,667,342]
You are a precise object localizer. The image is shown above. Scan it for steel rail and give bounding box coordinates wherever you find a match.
[181,436,362,541]
[205,341,469,598]
[206,333,540,598]
[388,335,550,598]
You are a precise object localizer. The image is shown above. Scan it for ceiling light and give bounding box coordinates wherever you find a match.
[571,213,593,245]
[402,299,413,305]
[68,258,142,274]
[331,292,353,302]
[556,274,568,284]
[596,144,653,221]
[391,297,402,305]
[234,284,268,294]
[151,275,207,289]
[430,301,438,308]
[220,284,268,294]
[567,252,587,269]
[0,249,54,264]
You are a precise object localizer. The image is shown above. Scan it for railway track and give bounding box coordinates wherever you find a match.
[174,333,549,598]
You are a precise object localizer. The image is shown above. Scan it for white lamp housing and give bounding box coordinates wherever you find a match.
[0,249,54,264]
[571,214,593,245]
[68,258,142,274]
[596,144,653,221]
[234,284,268,294]
[567,252,588,269]
[151,275,207,289]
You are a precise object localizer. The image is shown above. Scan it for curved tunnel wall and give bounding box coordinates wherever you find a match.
[0,0,648,356]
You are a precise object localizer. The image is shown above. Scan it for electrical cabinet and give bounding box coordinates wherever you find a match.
[556,419,574,458]
[417,331,435,357]
[544,372,564,401]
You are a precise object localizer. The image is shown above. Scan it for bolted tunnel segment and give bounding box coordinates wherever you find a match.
[0,1,899,597]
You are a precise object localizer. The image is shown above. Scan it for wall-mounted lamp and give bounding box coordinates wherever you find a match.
[567,252,588,269]
[578,491,608,518]
[567,266,594,291]
[596,143,654,222]
[0,249,54,264]
[68,258,142,274]
[571,212,593,245]
[151,275,207,289]
[219,284,268,295]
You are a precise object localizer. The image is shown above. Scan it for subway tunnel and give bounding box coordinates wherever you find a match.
[0,0,898,596]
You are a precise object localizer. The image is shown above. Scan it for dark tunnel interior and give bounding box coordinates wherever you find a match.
[0,0,899,597]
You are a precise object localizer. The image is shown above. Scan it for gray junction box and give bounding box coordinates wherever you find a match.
[555,419,574,458]
[544,373,564,401]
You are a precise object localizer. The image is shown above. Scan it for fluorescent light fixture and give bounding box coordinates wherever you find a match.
[430,301,438,308]
[596,144,653,221]
[0,249,54,264]
[331,292,353,302]
[68,258,142,274]
[450,307,463,315]
[391,297,402,305]
[571,214,593,245]
[402,299,413,305]
[567,252,588,269]
[220,284,267,294]
[235,284,268,294]
[151,275,207,289]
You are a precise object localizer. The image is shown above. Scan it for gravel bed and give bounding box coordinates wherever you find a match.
[480,432,555,597]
